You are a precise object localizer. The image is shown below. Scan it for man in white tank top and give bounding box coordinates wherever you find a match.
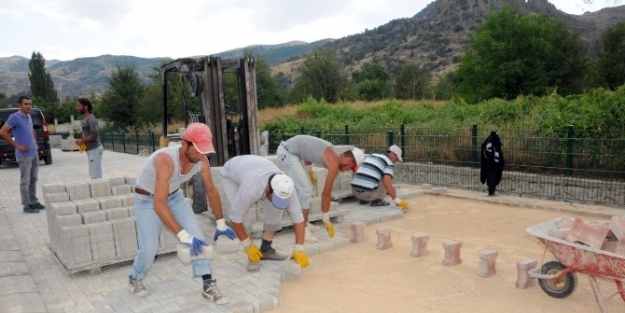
[277,135,364,242]
[128,123,234,305]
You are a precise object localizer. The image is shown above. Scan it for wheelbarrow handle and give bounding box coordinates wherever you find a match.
[528,267,574,280]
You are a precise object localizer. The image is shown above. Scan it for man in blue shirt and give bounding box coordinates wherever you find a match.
[0,96,44,214]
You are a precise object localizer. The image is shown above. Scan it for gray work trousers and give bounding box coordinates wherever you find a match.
[16,156,39,206]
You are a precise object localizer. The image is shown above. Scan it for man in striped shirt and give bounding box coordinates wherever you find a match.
[351,145,408,211]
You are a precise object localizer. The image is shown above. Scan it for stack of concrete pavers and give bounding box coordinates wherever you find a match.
[42,177,179,273]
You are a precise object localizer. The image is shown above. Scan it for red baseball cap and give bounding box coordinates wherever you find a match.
[183,123,215,154]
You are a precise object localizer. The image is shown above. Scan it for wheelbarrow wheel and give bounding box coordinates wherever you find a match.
[538,261,577,298]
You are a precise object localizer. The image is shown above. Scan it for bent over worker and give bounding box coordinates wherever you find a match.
[220,155,309,269]
[277,135,364,242]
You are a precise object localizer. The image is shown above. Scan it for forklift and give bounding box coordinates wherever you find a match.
[159,56,261,213]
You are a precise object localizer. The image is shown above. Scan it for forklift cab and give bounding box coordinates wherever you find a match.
[160,56,260,213]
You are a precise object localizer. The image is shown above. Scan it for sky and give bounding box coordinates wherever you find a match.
[0,0,622,61]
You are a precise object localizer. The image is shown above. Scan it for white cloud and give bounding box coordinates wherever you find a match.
[0,0,621,60]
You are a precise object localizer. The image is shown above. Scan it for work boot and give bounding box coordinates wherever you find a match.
[260,248,288,260]
[31,202,45,210]
[23,205,39,214]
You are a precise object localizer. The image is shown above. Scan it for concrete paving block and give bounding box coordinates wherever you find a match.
[124,176,137,186]
[215,237,241,254]
[111,217,137,238]
[111,185,132,195]
[282,260,302,281]
[108,176,126,186]
[0,262,29,277]
[89,179,112,197]
[45,192,70,205]
[43,183,66,194]
[0,276,38,296]
[516,258,537,289]
[422,183,432,189]
[96,196,123,210]
[257,293,279,311]
[317,240,335,253]
[115,237,139,257]
[73,198,100,213]
[56,214,83,228]
[0,251,23,262]
[177,244,213,265]
[65,182,91,200]
[159,228,179,249]
[105,207,130,220]
[442,240,463,266]
[432,187,448,195]
[92,249,116,262]
[411,232,429,257]
[477,250,498,278]
[332,235,349,249]
[349,222,366,243]
[0,293,46,313]
[376,228,393,250]
[50,202,78,216]
[121,194,134,207]
[81,210,107,224]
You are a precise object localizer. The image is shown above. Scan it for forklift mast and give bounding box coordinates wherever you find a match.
[160,56,260,166]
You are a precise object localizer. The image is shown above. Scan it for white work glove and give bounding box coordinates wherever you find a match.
[177,229,208,256]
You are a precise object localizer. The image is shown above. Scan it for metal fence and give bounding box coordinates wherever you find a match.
[95,124,625,206]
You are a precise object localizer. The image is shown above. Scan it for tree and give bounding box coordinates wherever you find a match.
[352,63,393,101]
[598,22,625,90]
[0,92,7,109]
[394,63,432,100]
[100,66,144,131]
[434,71,461,100]
[28,51,58,120]
[456,6,587,103]
[249,52,284,109]
[290,48,346,103]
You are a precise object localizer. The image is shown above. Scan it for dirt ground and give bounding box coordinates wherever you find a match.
[271,195,623,313]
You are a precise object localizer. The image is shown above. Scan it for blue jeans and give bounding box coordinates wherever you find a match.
[130,191,211,280]
[86,145,104,179]
[277,143,313,210]
[16,155,39,206]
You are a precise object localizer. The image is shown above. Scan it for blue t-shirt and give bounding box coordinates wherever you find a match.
[7,111,37,157]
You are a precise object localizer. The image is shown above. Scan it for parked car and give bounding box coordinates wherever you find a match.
[0,107,52,168]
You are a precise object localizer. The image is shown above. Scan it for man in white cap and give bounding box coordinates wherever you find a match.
[277,135,364,242]
[220,155,309,269]
[351,145,408,211]
[128,123,234,305]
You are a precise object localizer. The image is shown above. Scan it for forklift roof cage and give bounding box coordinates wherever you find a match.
[160,56,260,166]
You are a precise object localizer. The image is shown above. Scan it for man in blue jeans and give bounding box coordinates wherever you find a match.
[0,96,44,214]
[75,98,103,179]
[128,123,235,305]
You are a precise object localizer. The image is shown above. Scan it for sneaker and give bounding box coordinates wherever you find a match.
[305,227,318,243]
[358,200,370,205]
[128,276,149,298]
[31,202,45,210]
[23,205,39,214]
[260,248,288,260]
[203,279,228,305]
[370,199,390,207]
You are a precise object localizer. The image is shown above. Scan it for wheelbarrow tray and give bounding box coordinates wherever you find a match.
[526,217,625,281]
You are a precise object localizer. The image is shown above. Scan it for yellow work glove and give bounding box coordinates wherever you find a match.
[394,198,408,212]
[322,213,335,238]
[308,170,317,186]
[79,144,87,153]
[241,238,263,263]
[291,244,309,268]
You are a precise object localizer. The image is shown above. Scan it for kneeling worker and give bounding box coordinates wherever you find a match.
[351,145,408,211]
[220,155,309,268]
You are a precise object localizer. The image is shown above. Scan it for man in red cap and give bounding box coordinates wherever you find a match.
[128,123,235,305]
[277,135,364,242]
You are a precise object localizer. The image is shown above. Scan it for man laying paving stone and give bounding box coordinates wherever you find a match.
[220,155,310,270]
[351,145,408,211]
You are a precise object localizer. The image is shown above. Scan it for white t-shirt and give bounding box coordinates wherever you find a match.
[222,155,302,223]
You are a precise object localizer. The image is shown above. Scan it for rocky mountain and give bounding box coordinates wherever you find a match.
[275,0,625,80]
[1,0,623,98]
[0,40,333,98]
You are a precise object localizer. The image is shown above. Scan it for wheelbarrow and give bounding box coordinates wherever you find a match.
[526,217,625,313]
